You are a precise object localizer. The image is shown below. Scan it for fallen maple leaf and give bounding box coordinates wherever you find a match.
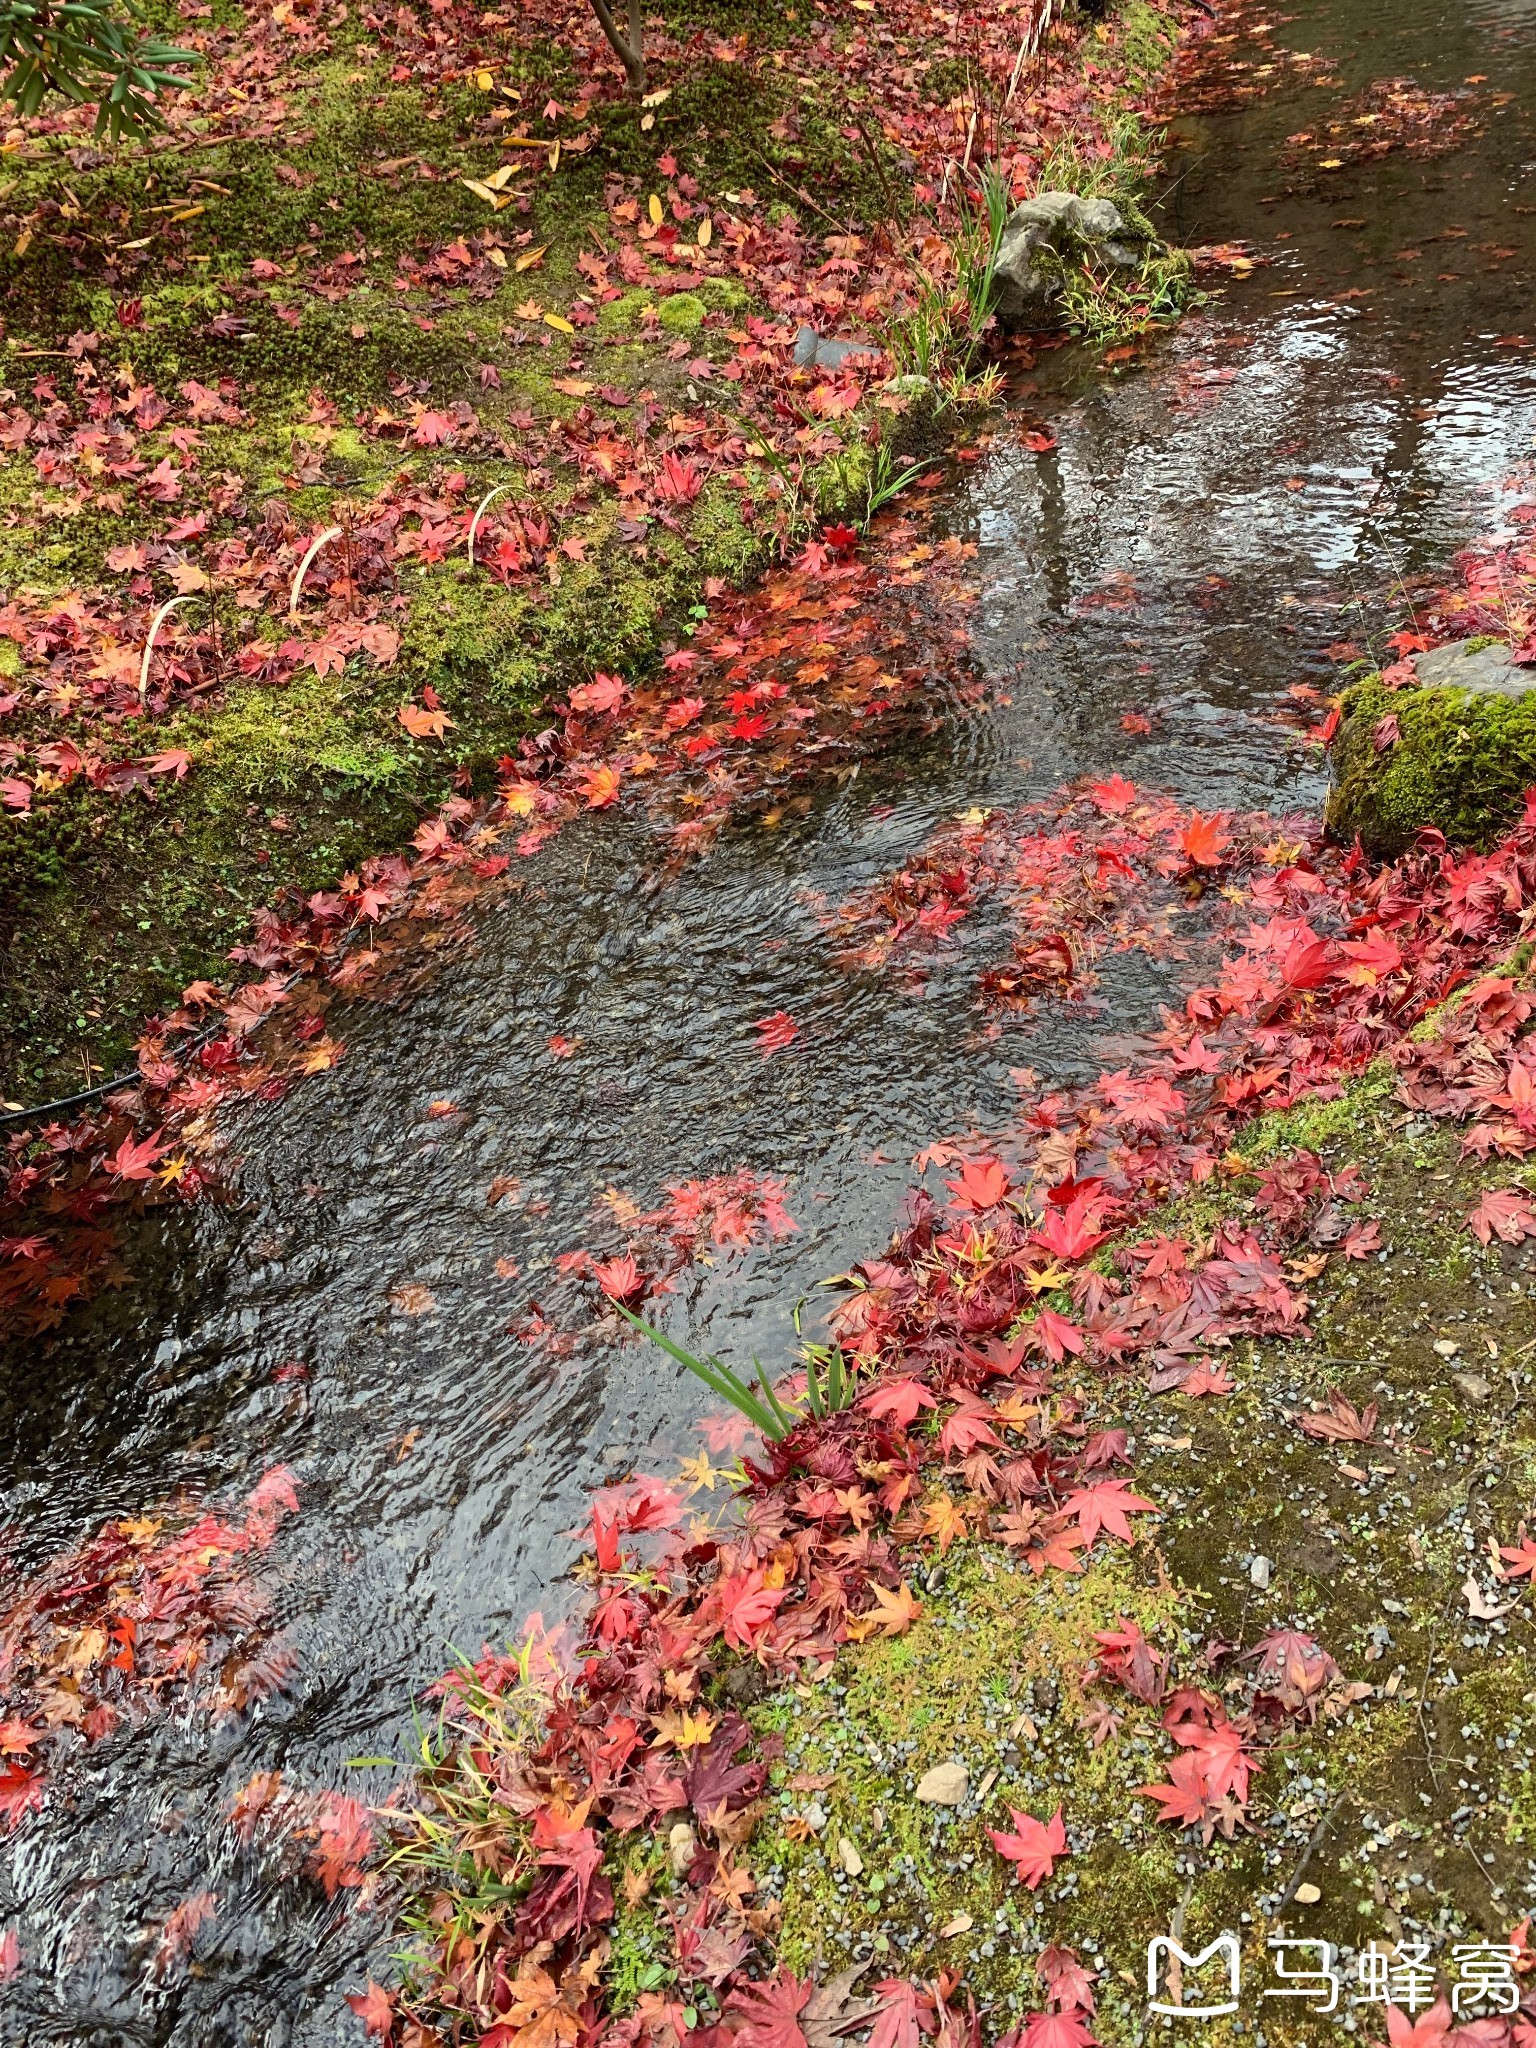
[107,1130,167,1182]
[859,1378,937,1426]
[1020,2013,1098,2048]
[1175,809,1232,868]
[945,1158,1011,1210]
[988,1804,1067,1889]
[727,1968,813,2048]
[1180,1361,1234,1397]
[1385,1998,1453,2048]
[0,1765,43,1833]
[580,764,623,809]
[1060,1479,1156,1546]
[1136,1751,1215,1828]
[345,1982,395,2042]
[399,701,455,740]
[756,1010,798,1055]
[1466,1187,1536,1246]
[1499,1538,1536,1580]
[846,1580,920,1640]
[592,1254,644,1301]
[1295,1390,1377,1444]
[388,1282,436,1317]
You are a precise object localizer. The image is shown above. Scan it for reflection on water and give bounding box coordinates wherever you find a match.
[6,0,1536,2036]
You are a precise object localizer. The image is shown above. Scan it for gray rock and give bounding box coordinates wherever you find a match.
[1249,1554,1273,1591]
[992,190,1155,333]
[1410,638,1530,699]
[914,1760,968,1805]
[793,325,871,371]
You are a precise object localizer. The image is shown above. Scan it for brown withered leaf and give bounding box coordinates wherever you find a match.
[1295,1390,1378,1444]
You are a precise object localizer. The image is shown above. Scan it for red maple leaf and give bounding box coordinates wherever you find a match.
[938,1399,1002,1457]
[106,1130,168,1182]
[1175,809,1231,868]
[0,1766,44,1833]
[1136,1751,1215,1827]
[1385,1999,1452,2047]
[866,1979,935,2048]
[1087,773,1137,815]
[1338,930,1404,984]
[1020,2013,1098,2048]
[859,1378,937,1426]
[944,1158,1011,1211]
[1499,1539,1536,1580]
[1060,1479,1156,1546]
[1181,1361,1234,1397]
[1466,1187,1536,1246]
[726,1968,812,2048]
[716,1569,787,1649]
[756,1010,798,1055]
[1026,1308,1085,1363]
[1036,1944,1096,2015]
[988,1805,1067,1889]
[1171,1717,1258,1803]
[592,1254,645,1301]
[346,1983,395,2042]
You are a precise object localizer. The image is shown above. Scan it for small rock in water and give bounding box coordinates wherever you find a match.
[1294,1881,1322,1906]
[668,1822,697,1876]
[1249,1554,1273,1590]
[915,1761,968,1805]
[838,1836,864,1876]
[792,324,868,371]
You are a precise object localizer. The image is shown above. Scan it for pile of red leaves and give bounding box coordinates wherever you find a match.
[0,1466,298,1836]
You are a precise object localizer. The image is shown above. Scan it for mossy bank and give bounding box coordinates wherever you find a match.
[0,0,1188,1102]
[630,1064,1536,2041]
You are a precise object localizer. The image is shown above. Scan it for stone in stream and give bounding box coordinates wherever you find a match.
[991,191,1156,332]
[1325,638,1536,856]
[793,325,874,371]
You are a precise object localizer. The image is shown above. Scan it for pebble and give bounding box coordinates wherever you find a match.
[668,1821,697,1876]
[1433,1338,1461,1358]
[1294,1882,1322,1906]
[1249,1555,1273,1590]
[838,1836,863,1876]
[915,1762,969,1805]
[1452,1371,1491,1403]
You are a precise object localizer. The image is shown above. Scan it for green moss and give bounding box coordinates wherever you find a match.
[746,1544,1207,2028]
[657,293,708,335]
[1326,671,1536,855]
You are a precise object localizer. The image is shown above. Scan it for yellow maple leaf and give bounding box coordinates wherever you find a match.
[846,1580,921,1641]
[922,1492,966,1553]
[992,1393,1039,1432]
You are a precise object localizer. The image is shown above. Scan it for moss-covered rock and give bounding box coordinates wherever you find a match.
[1325,641,1536,856]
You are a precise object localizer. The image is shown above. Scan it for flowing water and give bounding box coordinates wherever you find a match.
[7,0,1536,2037]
